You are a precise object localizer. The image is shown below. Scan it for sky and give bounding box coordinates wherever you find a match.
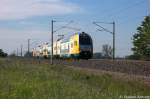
[0,0,150,57]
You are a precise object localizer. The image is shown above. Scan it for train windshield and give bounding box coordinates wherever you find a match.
[79,35,92,45]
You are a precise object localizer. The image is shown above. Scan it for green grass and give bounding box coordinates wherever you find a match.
[0,58,150,99]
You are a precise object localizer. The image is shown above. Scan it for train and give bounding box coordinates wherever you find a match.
[32,32,93,59]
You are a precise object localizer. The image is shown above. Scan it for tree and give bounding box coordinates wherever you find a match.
[93,52,102,59]
[102,44,113,59]
[132,15,150,60]
[24,52,32,57]
[0,49,8,57]
[9,53,16,57]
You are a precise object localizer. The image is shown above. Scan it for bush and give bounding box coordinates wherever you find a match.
[125,54,141,60]
[0,49,8,57]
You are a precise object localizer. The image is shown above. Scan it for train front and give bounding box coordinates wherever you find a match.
[79,32,93,59]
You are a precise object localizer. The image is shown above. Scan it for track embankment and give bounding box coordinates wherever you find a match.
[53,59,150,77]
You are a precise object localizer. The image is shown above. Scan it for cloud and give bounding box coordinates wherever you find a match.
[0,0,79,20]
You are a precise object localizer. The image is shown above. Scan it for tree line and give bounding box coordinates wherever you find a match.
[0,49,7,57]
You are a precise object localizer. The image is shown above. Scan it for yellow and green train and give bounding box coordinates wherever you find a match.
[32,32,93,59]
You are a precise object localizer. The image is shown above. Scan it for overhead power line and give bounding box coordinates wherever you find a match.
[93,22,113,34]
[53,20,74,33]
[93,21,116,60]
[50,20,78,65]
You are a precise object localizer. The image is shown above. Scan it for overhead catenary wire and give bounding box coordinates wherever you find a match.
[93,21,116,60]
[93,22,113,34]
[53,20,74,33]
[50,20,80,65]
[96,0,149,30]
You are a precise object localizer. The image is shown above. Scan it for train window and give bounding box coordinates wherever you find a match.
[79,36,91,45]
[64,44,66,49]
[44,49,46,52]
[71,43,73,48]
[74,41,77,46]
[65,44,67,49]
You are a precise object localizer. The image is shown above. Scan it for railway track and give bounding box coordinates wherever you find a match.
[19,58,150,77]
[52,59,150,77]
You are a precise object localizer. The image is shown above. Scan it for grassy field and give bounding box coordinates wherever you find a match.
[0,58,150,99]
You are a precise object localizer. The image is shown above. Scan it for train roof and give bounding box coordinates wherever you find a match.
[68,32,90,38]
[60,32,91,43]
[61,38,70,43]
